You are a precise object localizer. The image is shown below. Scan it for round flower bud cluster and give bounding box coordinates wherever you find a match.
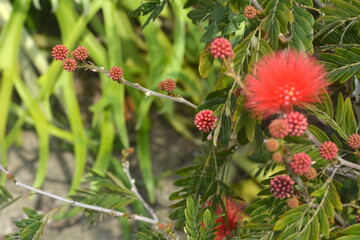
[269,119,289,139]
[109,66,123,81]
[72,46,88,61]
[319,141,338,160]
[304,167,317,180]
[158,79,176,92]
[356,213,360,223]
[290,152,312,175]
[348,133,360,149]
[233,87,242,98]
[272,152,283,163]
[285,112,308,136]
[287,198,299,209]
[52,44,69,61]
[52,45,90,72]
[244,6,257,19]
[270,175,295,199]
[62,58,77,72]
[194,110,217,133]
[210,38,233,59]
[265,138,279,152]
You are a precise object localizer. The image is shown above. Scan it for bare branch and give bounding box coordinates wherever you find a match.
[82,62,197,109]
[122,160,159,222]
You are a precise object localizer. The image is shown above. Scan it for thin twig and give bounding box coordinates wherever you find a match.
[0,164,158,225]
[122,160,159,223]
[83,62,197,109]
[251,0,264,11]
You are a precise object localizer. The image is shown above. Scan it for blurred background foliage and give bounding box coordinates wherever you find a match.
[0,0,222,208]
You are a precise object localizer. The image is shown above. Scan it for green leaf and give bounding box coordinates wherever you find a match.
[319,48,360,83]
[329,183,343,210]
[220,114,231,146]
[342,224,360,235]
[199,44,214,78]
[262,0,292,48]
[309,214,320,240]
[308,125,330,142]
[229,0,247,14]
[336,236,360,240]
[311,185,328,197]
[289,7,314,53]
[273,212,302,231]
[20,222,43,240]
[318,207,330,238]
[245,118,256,142]
[323,197,335,222]
[0,185,13,199]
[130,0,167,29]
[342,97,356,135]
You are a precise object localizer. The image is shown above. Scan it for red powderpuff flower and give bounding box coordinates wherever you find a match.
[109,66,123,81]
[285,112,308,136]
[213,197,244,240]
[62,58,77,72]
[194,110,217,133]
[210,38,233,59]
[245,51,328,117]
[270,174,295,199]
[72,46,88,60]
[52,44,68,61]
[357,213,360,223]
[319,141,338,160]
[290,152,312,175]
[158,79,176,92]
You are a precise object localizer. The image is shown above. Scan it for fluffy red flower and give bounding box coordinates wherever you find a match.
[214,197,244,240]
[245,51,328,116]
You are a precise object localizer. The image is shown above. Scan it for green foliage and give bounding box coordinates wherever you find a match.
[0,185,19,211]
[4,208,57,240]
[169,145,239,228]
[262,0,292,49]
[273,182,342,239]
[319,48,360,83]
[71,171,136,224]
[184,196,218,240]
[314,0,360,46]
[129,0,168,29]
[136,229,168,240]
